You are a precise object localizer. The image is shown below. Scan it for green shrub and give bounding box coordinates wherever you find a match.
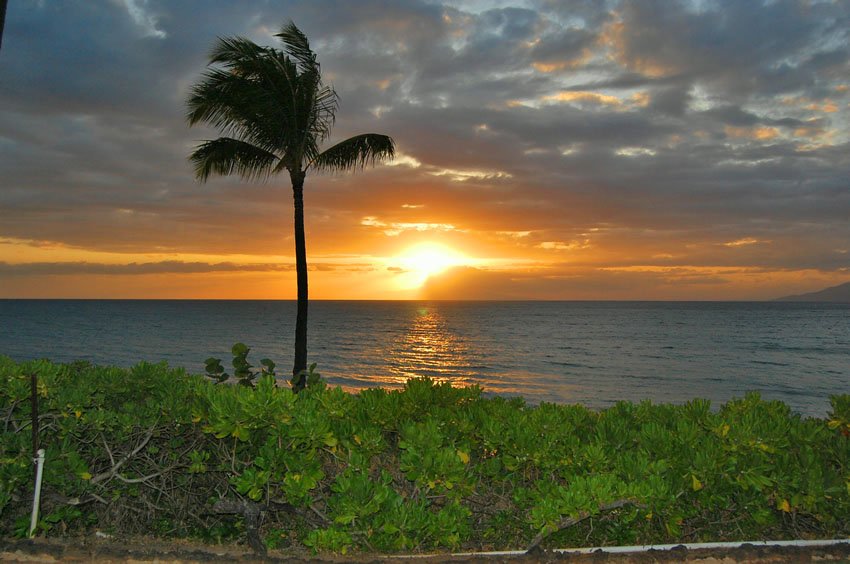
[1,354,848,554]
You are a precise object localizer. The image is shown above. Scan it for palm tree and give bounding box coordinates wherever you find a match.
[187,22,394,391]
[0,0,8,51]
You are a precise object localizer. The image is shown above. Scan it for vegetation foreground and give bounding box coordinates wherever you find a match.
[1,356,849,555]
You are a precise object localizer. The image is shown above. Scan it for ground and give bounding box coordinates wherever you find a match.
[2,537,850,563]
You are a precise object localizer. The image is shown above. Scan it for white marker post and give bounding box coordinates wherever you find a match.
[29,448,45,537]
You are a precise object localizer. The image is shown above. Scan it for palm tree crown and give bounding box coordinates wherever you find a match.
[187,22,394,179]
[187,22,394,389]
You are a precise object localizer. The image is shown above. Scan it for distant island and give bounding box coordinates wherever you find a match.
[775,281,850,302]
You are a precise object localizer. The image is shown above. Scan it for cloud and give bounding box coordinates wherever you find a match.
[0,261,284,276]
[1,0,849,298]
[360,216,458,237]
[542,91,624,106]
[0,260,380,276]
[722,238,765,248]
[537,239,590,251]
[120,0,167,39]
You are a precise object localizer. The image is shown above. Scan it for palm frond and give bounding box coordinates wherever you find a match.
[309,134,395,172]
[275,21,318,74]
[187,36,304,154]
[186,69,285,150]
[210,37,301,118]
[275,22,335,158]
[307,83,339,142]
[208,36,270,71]
[189,138,280,182]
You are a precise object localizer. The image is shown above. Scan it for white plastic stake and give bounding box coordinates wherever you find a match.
[29,448,45,538]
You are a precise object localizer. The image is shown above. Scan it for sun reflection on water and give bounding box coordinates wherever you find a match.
[380,306,476,387]
[321,303,582,402]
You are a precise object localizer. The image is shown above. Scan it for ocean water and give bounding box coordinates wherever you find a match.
[1,300,848,417]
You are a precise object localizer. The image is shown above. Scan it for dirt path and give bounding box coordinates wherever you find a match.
[3,537,850,563]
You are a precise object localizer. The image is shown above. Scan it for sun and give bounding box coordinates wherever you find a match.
[393,242,468,289]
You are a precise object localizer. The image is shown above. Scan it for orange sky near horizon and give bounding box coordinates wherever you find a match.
[2,220,845,300]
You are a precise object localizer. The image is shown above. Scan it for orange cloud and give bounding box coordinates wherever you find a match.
[630,92,651,107]
[542,91,623,106]
[782,95,839,113]
[537,239,591,251]
[793,125,827,139]
[360,216,458,237]
[724,126,780,141]
[373,77,397,91]
[723,237,767,247]
[599,21,676,78]
[531,49,592,73]
[532,61,568,73]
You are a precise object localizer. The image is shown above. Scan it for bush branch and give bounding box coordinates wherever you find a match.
[526,499,640,553]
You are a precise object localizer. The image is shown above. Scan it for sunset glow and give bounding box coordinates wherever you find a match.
[1,1,848,300]
[391,242,471,290]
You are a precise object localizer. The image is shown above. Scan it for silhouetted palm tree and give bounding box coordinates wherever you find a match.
[0,0,8,51]
[187,22,394,390]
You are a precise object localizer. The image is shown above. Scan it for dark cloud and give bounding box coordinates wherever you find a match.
[647,85,692,117]
[608,0,846,96]
[699,105,813,129]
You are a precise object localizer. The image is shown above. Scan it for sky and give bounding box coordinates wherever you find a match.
[0,0,848,300]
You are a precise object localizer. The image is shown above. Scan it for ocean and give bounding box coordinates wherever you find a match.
[1,300,847,417]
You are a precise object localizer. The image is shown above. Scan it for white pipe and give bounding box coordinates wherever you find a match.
[390,538,850,559]
[552,538,850,554]
[29,448,45,538]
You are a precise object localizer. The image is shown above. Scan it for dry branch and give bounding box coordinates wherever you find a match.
[526,499,640,553]
[91,424,157,485]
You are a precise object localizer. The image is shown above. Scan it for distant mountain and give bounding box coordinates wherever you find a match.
[775,281,850,302]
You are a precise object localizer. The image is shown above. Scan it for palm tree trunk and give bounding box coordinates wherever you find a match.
[0,0,7,51]
[291,171,309,391]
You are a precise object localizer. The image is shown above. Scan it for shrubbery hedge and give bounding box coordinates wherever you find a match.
[1,355,849,554]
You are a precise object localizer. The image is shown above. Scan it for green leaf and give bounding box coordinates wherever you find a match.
[691,474,703,491]
[232,425,250,441]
